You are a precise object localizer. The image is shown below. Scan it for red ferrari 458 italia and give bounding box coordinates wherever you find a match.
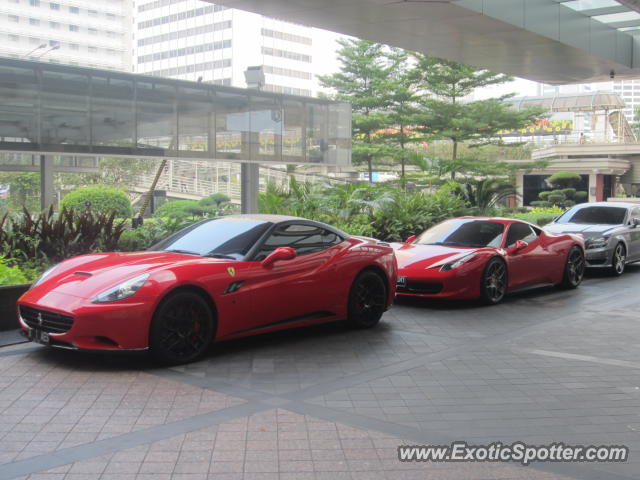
[18,215,397,364]
[393,217,585,304]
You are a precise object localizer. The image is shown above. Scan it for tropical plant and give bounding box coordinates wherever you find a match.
[449,178,517,215]
[0,206,126,265]
[60,186,133,217]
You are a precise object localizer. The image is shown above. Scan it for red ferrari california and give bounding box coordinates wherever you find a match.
[393,217,585,304]
[18,215,397,364]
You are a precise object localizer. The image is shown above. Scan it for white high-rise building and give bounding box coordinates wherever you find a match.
[0,0,132,71]
[133,0,341,97]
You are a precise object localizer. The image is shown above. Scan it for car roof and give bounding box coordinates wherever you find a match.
[570,202,636,209]
[218,214,349,237]
[221,214,303,223]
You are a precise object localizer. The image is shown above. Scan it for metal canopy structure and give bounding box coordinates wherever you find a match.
[0,58,351,166]
[211,0,640,84]
[507,91,627,111]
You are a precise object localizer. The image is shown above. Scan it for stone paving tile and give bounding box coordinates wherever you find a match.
[0,349,245,463]
[20,408,581,480]
[168,323,458,396]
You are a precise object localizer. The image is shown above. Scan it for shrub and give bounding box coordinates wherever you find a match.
[60,187,132,217]
[509,206,564,227]
[154,199,215,220]
[546,171,581,189]
[547,193,565,205]
[0,256,28,286]
[574,191,588,203]
[530,200,551,208]
[118,217,194,251]
[538,191,551,200]
[560,188,576,199]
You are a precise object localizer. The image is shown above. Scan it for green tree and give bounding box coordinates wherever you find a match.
[411,54,545,179]
[318,39,400,182]
[0,172,40,211]
[376,51,422,183]
[57,157,158,190]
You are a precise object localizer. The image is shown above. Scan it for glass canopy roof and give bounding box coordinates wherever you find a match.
[555,0,640,32]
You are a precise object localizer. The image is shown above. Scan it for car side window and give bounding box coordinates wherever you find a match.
[254,224,338,260]
[505,223,537,248]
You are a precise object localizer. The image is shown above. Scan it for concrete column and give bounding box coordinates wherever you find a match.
[40,154,55,211]
[588,173,598,203]
[515,174,524,207]
[241,162,259,214]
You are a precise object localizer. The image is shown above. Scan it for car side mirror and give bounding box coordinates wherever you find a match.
[261,247,296,268]
[632,218,640,228]
[405,235,416,243]
[513,240,528,252]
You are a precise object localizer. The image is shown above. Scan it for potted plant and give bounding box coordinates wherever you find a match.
[0,257,30,332]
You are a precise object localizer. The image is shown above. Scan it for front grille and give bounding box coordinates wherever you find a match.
[397,281,443,295]
[20,306,74,334]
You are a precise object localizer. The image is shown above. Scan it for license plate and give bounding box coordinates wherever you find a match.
[397,276,406,286]
[29,329,50,345]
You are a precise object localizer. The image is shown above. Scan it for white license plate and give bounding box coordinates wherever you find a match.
[29,329,50,345]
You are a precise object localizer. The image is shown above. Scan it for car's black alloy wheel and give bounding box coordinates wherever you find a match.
[480,258,507,305]
[560,246,585,289]
[611,243,626,276]
[347,270,386,328]
[150,291,214,364]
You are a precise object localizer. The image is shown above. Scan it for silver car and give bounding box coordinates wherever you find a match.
[545,202,640,276]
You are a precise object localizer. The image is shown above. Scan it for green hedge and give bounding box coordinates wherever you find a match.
[60,187,132,217]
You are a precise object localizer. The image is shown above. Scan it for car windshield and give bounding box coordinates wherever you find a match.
[414,219,504,248]
[151,218,271,260]
[555,206,627,225]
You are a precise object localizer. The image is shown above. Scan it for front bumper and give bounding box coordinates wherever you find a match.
[584,246,613,268]
[396,266,481,300]
[18,291,156,351]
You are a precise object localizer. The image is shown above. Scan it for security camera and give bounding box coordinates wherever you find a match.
[610,69,615,79]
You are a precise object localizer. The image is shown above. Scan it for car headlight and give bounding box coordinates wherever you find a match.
[586,236,609,250]
[92,274,149,303]
[440,253,477,272]
[32,264,61,287]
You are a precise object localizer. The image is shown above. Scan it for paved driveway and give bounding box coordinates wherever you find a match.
[1,266,639,480]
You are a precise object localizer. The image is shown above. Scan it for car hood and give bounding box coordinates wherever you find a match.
[545,223,620,238]
[391,242,488,271]
[34,251,228,300]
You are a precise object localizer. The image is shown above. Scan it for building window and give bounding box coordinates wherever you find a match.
[29,0,39,6]
[69,6,79,13]
[69,24,79,32]
[9,15,20,22]
[261,47,311,63]
[49,21,60,29]
[70,43,79,50]
[9,34,20,42]
[49,40,59,46]
[89,46,98,53]
[29,18,39,25]
[49,2,60,10]
[29,37,40,44]
[88,28,97,35]
[261,28,312,46]
[88,9,97,16]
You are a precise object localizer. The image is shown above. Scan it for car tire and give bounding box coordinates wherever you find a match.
[610,243,626,276]
[479,258,507,305]
[347,270,387,329]
[559,245,585,289]
[149,291,215,365]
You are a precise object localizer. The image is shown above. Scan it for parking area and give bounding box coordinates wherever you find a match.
[1,266,640,480]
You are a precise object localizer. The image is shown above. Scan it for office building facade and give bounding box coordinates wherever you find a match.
[0,0,132,71]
